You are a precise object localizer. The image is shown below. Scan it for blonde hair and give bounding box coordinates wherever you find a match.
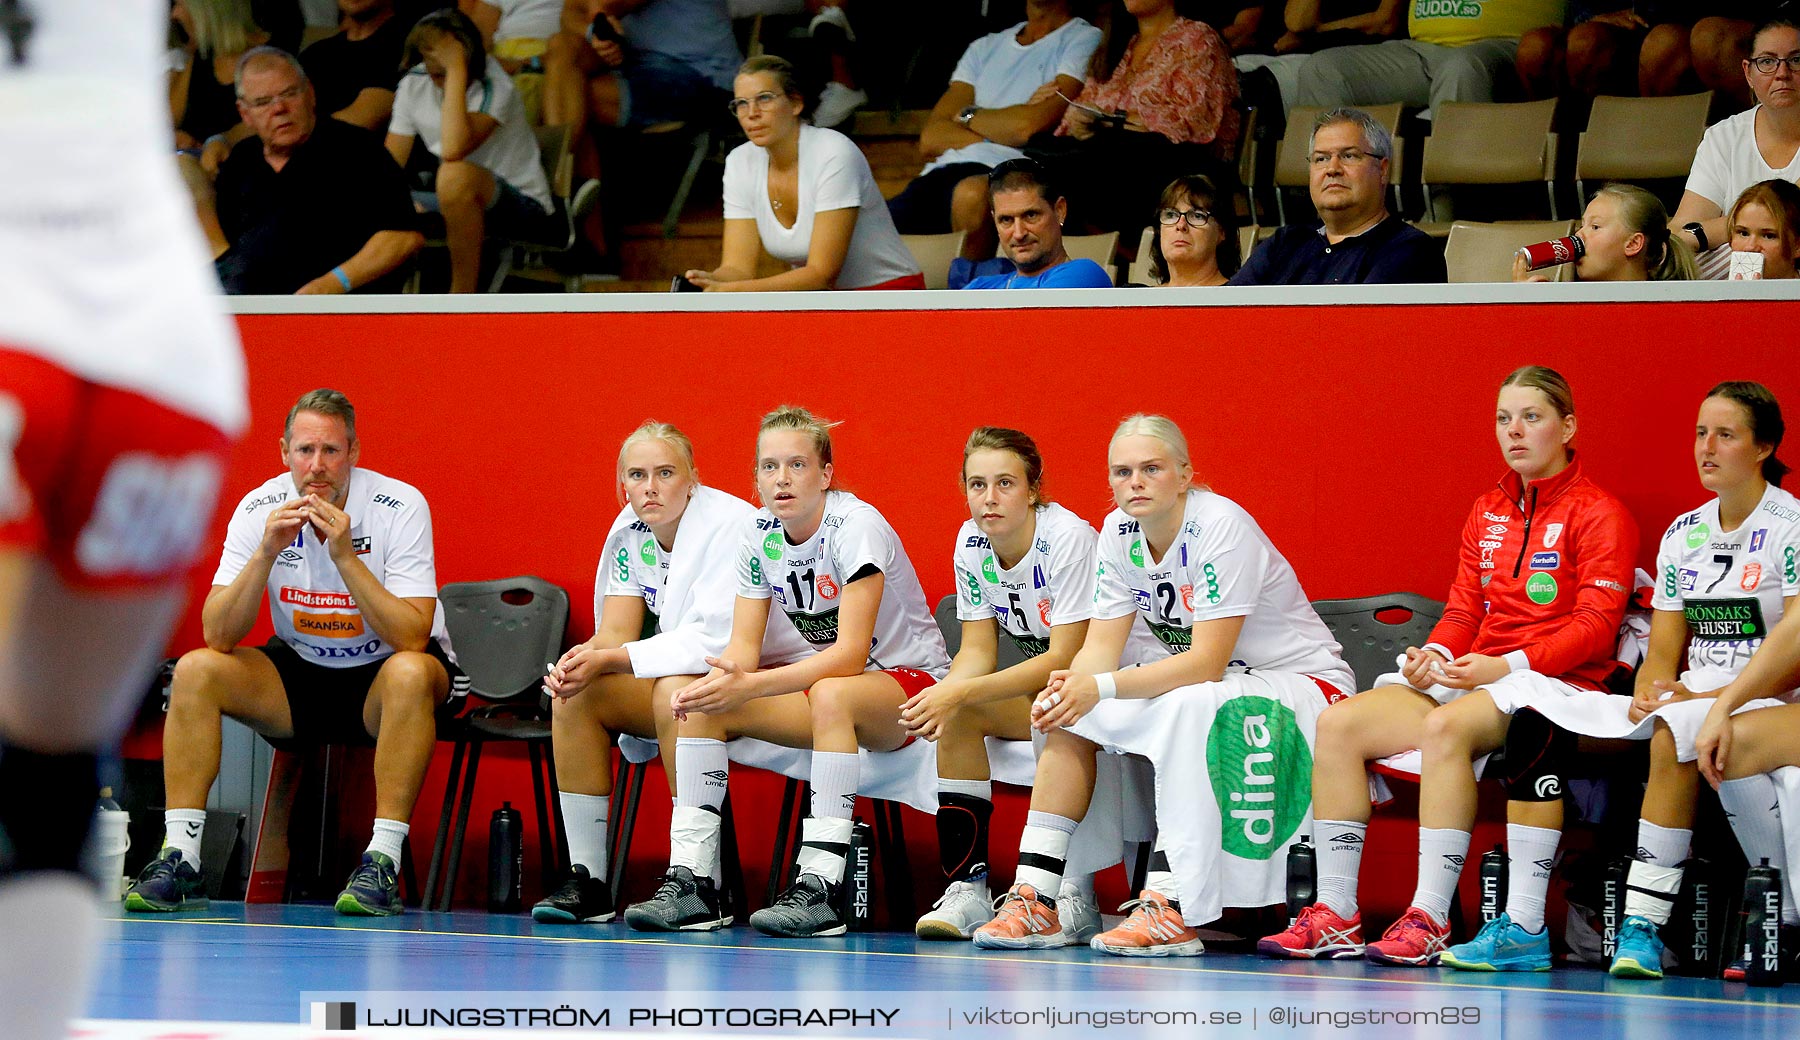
[1500,365,1575,419]
[1110,413,1192,469]
[757,404,839,467]
[1592,183,1697,281]
[188,0,258,58]
[616,420,698,500]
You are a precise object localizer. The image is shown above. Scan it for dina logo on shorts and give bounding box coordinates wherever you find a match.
[1206,697,1311,860]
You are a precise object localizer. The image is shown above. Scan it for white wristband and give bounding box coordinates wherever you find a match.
[1094,672,1118,700]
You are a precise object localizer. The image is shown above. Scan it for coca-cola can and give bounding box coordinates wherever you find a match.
[1517,236,1585,270]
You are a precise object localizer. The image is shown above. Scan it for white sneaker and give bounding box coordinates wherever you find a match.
[812,82,867,129]
[1057,881,1102,944]
[915,878,993,940]
[808,4,855,42]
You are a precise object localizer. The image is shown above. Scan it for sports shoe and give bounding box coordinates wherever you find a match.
[971,883,1069,950]
[1608,915,1665,979]
[532,864,615,924]
[812,82,867,129]
[916,877,992,940]
[1440,912,1551,971]
[1056,881,1102,945]
[1090,890,1205,957]
[123,847,208,912]
[335,851,403,916]
[1723,924,1800,982]
[1259,902,1366,959]
[624,866,731,932]
[1363,905,1451,966]
[750,873,846,938]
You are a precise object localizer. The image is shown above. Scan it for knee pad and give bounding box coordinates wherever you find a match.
[1498,709,1573,802]
[0,745,100,881]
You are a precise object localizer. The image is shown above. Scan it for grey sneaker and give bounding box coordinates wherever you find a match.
[915,877,992,940]
[750,873,846,938]
[1056,881,1102,944]
[624,866,730,932]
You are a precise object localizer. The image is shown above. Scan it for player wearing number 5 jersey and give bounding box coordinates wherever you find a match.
[627,406,949,937]
[974,415,1353,957]
[534,422,812,925]
[901,428,1161,942]
[1262,366,1637,972]
[0,4,247,1038]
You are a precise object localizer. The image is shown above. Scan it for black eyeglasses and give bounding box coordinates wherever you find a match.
[1157,207,1212,228]
[1749,53,1800,74]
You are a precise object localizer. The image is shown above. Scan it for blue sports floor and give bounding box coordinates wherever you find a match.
[86,902,1800,1039]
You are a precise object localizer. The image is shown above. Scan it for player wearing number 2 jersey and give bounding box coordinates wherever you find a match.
[974,415,1351,958]
[535,422,811,925]
[0,4,246,1038]
[627,406,948,938]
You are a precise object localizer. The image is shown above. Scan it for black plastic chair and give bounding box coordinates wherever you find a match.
[1311,592,1448,691]
[422,577,570,911]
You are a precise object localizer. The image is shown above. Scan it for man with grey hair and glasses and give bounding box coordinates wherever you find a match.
[1230,107,1444,285]
[208,46,422,294]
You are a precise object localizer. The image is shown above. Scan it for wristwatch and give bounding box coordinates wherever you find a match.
[956,105,979,129]
[1683,221,1709,252]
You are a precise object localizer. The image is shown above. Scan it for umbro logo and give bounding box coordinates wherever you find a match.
[1329,832,1364,845]
[1534,858,1555,872]
[1443,855,1465,868]
[702,770,729,784]
[1634,847,1654,861]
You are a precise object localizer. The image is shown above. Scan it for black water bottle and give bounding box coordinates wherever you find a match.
[1479,845,1508,924]
[1743,858,1784,987]
[488,802,523,914]
[1601,856,1628,960]
[1675,856,1712,976]
[1285,835,1316,925]
[838,818,875,931]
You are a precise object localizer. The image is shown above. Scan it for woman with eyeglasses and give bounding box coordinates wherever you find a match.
[1513,184,1696,282]
[1145,174,1239,286]
[1726,178,1800,278]
[1672,15,1800,278]
[683,55,923,291]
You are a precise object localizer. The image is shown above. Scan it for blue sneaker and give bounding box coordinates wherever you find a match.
[123,848,208,912]
[1609,915,1665,979]
[334,852,402,916]
[1440,913,1551,971]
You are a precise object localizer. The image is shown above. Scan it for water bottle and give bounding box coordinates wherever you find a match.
[1743,858,1784,987]
[1479,845,1508,924]
[1285,835,1316,925]
[841,819,875,931]
[97,786,122,812]
[1675,856,1712,975]
[488,802,523,914]
[1601,856,1628,960]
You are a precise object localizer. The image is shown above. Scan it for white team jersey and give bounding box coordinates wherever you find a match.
[1092,488,1352,691]
[953,502,1162,665]
[601,507,673,619]
[0,0,245,435]
[215,469,453,669]
[737,491,950,677]
[1654,484,1800,678]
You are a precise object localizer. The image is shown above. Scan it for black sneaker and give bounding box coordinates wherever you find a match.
[124,848,208,912]
[749,873,846,938]
[624,866,731,932]
[532,864,615,923]
[335,852,403,916]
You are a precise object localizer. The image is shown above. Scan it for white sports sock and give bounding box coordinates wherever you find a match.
[1016,811,1077,896]
[674,737,728,812]
[559,792,610,876]
[1719,775,1796,923]
[1503,823,1560,934]
[365,818,408,863]
[1412,827,1471,927]
[162,808,206,867]
[0,874,103,1040]
[794,815,856,884]
[1315,819,1367,919]
[938,777,992,801]
[809,750,861,821]
[1635,819,1692,867]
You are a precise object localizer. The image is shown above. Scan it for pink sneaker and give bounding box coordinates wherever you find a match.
[1258,902,1365,959]
[1363,906,1451,966]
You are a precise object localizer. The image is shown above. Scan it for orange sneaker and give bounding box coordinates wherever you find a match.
[1090,890,1205,957]
[971,884,1070,950]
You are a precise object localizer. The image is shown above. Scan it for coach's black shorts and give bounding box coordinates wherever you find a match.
[259,637,460,748]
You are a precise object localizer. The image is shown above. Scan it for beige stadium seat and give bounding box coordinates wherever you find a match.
[1127,226,1157,285]
[1576,92,1713,201]
[1443,220,1578,283]
[1063,231,1121,285]
[1273,103,1403,224]
[900,231,967,290]
[1420,99,1558,224]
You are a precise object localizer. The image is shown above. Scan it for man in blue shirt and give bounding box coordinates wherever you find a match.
[962,159,1114,290]
[1230,107,1445,285]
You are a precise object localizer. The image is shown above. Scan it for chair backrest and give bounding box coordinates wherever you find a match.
[933,594,1029,670]
[1577,92,1712,183]
[901,231,967,290]
[533,123,574,202]
[1444,219,1577,283]
[1063,231,1121,281]
[1311,592,1447,690]
[1273,103,1402,188]
[1127,225,1157,285]
[1421,99,1557,186]
[1239,224,1259,263]
[439,577,569,703]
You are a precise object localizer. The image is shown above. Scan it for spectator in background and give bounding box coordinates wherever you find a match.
[1195,0,1278,51]
[1294,0,1564,113]
[387,8,558,292]
[960,159,1116,288]
[1041,0,1240,242]
[173,0,297,176]
[1234,0,1405,114]
[728,0,867,128]
[1672,16,1800,277]
[210,48,423,294]
[886,0,1102,261]
[1514,3,1691,104]
[1513,184,1696,281]
[1726,177,1800,277]
[1231,107,1445,284]
[1676,2,1787,107]
[300,0,409,131]
[1146,173,1240,285]
[462,0,565,123]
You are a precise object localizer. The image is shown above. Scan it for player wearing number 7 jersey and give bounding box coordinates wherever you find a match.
[628,405,950,938]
